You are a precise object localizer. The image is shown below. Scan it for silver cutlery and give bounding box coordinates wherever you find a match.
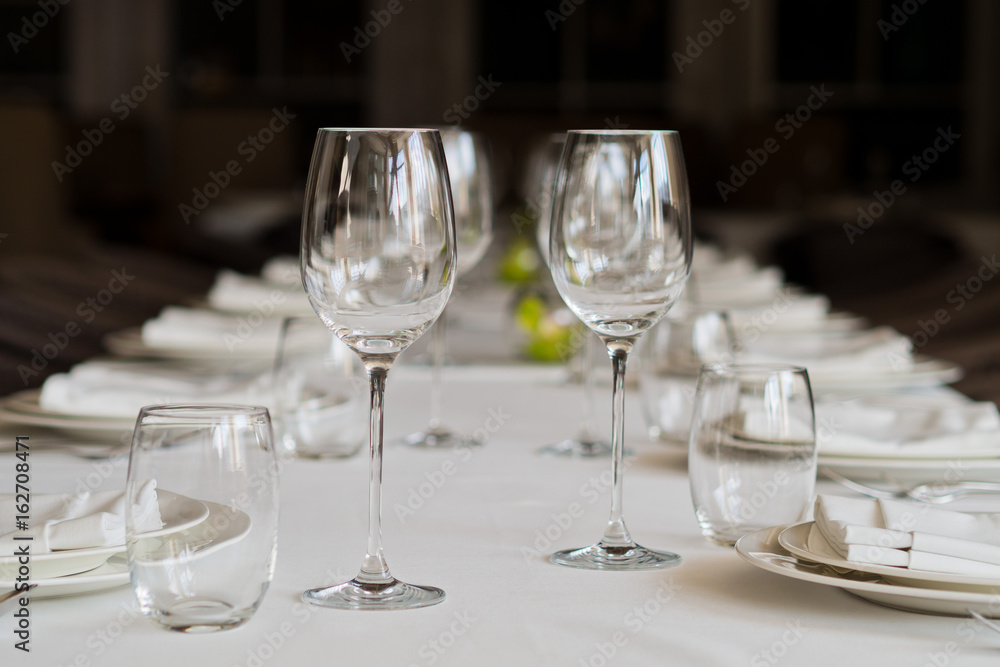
[968,609,1000,635]
[820,468,1000,504]
[0,585,35,615]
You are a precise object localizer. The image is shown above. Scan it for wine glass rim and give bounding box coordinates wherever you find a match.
[700,362,808,378]
[566,129,680,136]
[137,404,270,420]
[316,127,442,134]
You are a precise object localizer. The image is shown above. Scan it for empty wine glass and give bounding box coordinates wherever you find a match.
[530,133,611,458]
[299,128,456,609]
[404,128,493,448]
[638,308,736,445]
[547,130,692,570]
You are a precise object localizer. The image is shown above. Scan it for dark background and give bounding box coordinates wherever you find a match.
[0,0,998,399]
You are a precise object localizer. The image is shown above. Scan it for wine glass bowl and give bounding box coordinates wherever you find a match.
[547,130,692,570]
[299,128,456,609]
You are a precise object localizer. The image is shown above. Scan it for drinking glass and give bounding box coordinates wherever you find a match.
[272,316,366,459]
[404,128,492,448]
[547,130,692,569]
[639,308,735,445]
[531,133,611,457]
[126,405,278,632]
[299,128,456,609]
[688,364,817,546]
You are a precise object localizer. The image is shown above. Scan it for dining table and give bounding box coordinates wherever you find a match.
[3,353,1000,667]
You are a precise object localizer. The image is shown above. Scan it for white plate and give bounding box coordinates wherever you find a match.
[0,389,134,438]
[3,555,131,599]
[817,454,1000,483]
[0,490,209,579]
[103,328,276,362]
[736,526,1000,617]
[129,498,251,562]
[808,358,963,391]
[0,497,247,599]
[778,522,1000,592]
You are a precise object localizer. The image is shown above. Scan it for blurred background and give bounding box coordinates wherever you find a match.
[1,0,998,397]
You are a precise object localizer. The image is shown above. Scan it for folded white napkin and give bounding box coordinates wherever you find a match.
[141,306,284,353]
[688,266,785,305]
[260,256,301,286]
[812,494,1000,577]
[39,359,270,418]
[0,481,162,553]
[815,395,1000,457]
[207,269,312,316]
[741,327,913,374]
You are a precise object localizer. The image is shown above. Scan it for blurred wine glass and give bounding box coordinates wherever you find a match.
[404,128,493,448]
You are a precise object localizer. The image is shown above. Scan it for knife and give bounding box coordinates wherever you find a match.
[0,585,35,615]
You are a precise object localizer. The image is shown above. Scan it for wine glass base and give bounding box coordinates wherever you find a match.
[537,438,613,457]
[402,426,478,449]
[550,542,682,570]
[302,577,445,610]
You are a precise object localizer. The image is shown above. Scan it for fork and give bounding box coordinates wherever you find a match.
[820,468,1000,504]
[968,609,1000,636]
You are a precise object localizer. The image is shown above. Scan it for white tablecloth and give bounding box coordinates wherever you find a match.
[5,366,1000,666]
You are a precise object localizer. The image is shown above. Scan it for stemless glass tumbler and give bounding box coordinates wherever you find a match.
[688,364,817,546]
[299,128,456,609]
[547,130,693,570]
[126,405,279,633]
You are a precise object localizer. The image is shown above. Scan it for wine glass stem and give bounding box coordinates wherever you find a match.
[602,344,633,548]
[359,364,392,584]
[428,307,447,430]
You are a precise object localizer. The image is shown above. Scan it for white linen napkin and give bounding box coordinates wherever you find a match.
[38,360,271,418]
[741,327,913,374]
[141,306,284,352]
[813,494,1000,576]
[207,269,312,316]
[0,481,162,553]
[815,396,1000,457]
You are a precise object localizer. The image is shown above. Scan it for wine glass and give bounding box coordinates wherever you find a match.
[404,128,493,448]
[299,128,456,609]
[531,133,611,457]
[547,130,692,569]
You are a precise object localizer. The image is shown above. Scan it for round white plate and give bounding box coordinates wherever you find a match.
[817,454,1000,483]
[0,389,134,438]
[808,358,963,391]
[103,328,277,362]
[778,522,1000,592]
[2,555,131,599]
[0,490,208,579]
[735,525,1000,617]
